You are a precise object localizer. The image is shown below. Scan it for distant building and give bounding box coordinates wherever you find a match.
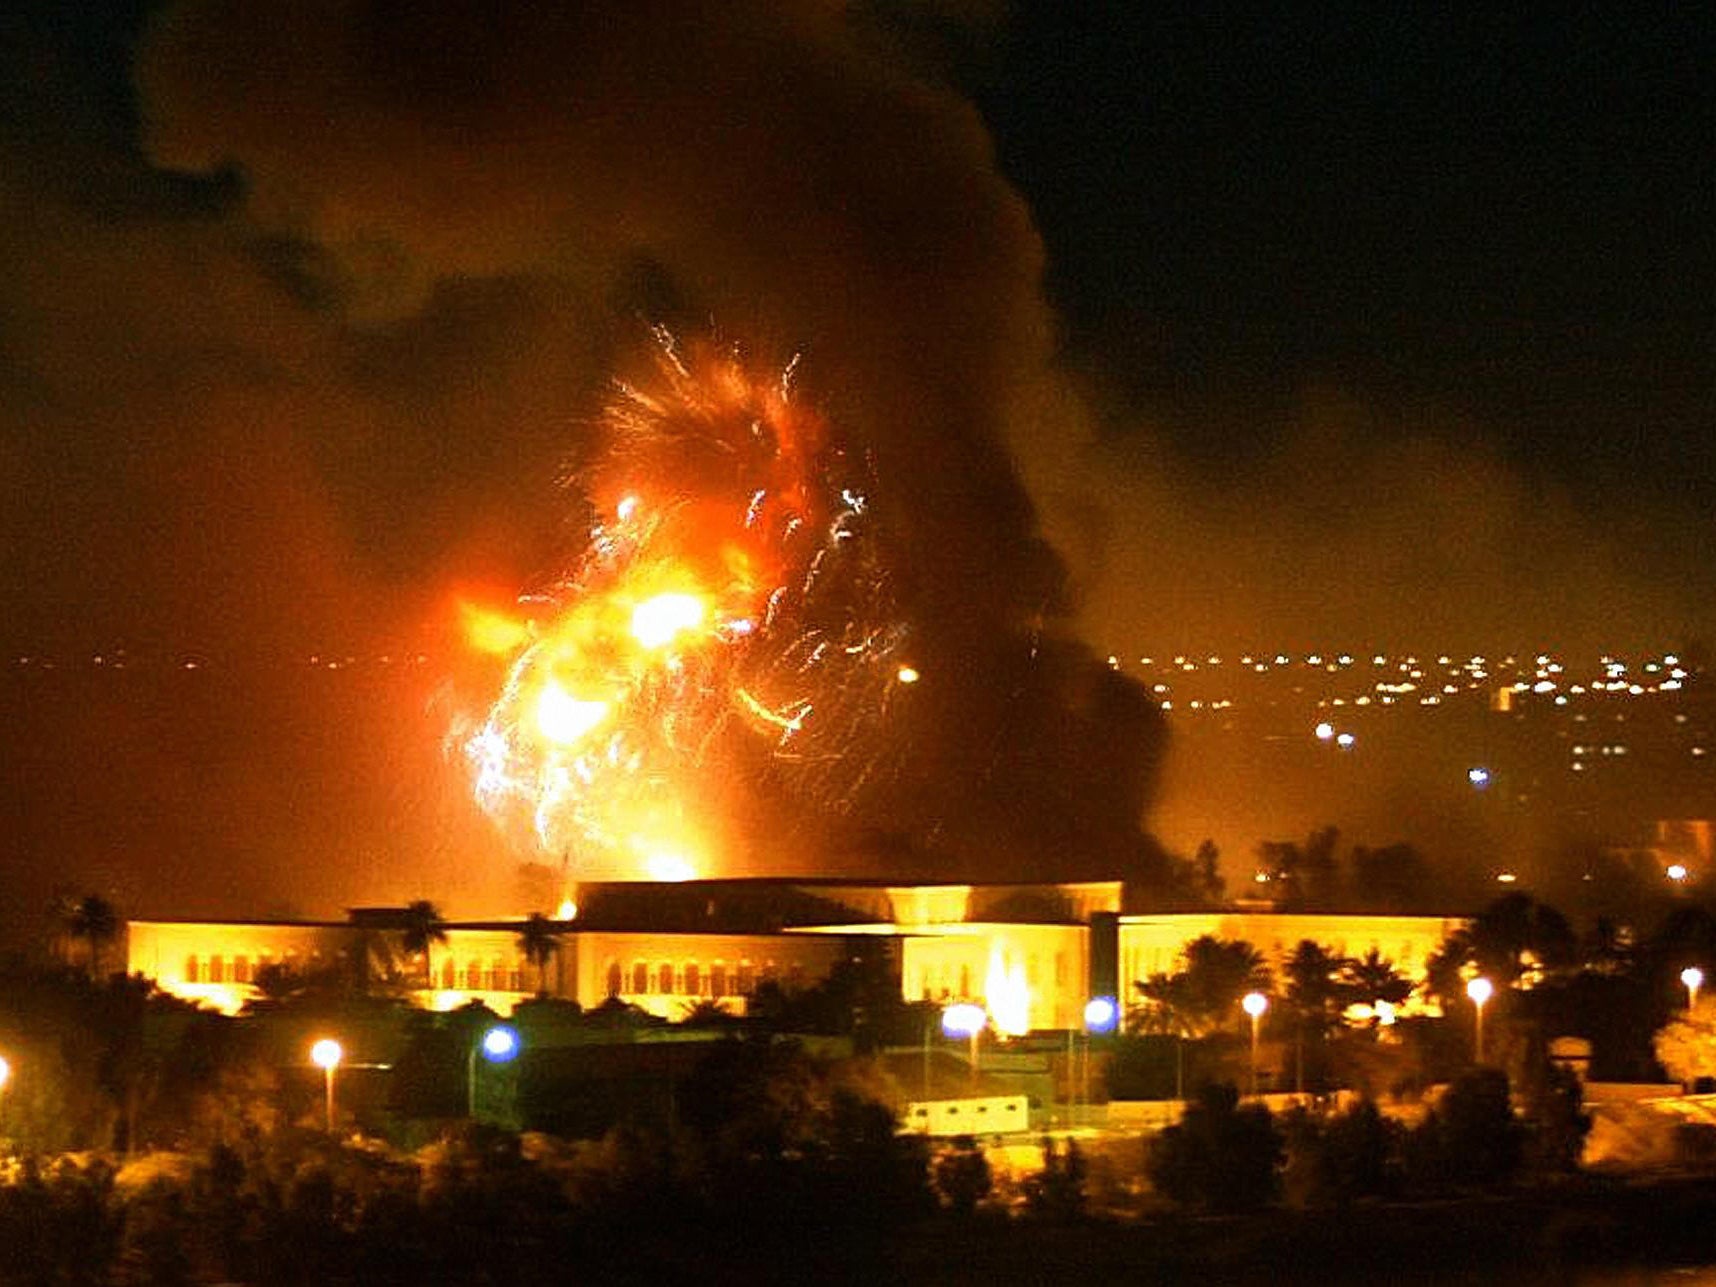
[126,878,1464,1028]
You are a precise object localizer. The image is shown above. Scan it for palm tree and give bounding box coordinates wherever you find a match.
[62,894,121,980]
[1283,940,1349,1091]
[399,900,447,988]
[1342,947,1412,1010]
[516,912,561,996]
[1178,934,1271,1034]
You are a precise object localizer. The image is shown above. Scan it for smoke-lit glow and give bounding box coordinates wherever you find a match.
[463,334,902,879]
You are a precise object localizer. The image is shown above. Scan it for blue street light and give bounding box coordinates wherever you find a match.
[468,1023,522,1117]
[1083,996,1119,1036]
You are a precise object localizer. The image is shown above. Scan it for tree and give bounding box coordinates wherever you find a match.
[515,913,560,997]
[1193,839,1225,905]
[62,895,121,980]
[1425,893,1577,1009]
[1257,827,1341,909]
[1654,994,1716,1087]
[1135,937,1271,1040]
[1409,1066,1523,1190]
[1283,940,1348,1091]
[1177,935,1271,1035]
[1341,948,1412,1011]
[399,900,447,987]
[1147,1082,1282,1211]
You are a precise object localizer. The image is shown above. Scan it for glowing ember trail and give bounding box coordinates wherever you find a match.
[464,332,906,881]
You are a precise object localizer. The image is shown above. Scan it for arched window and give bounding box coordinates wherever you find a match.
[657,962,675,994]
[466,960,484,990]
[606,961,623,997]
[208,955,225,984]
[632,962,649,994]
[736,962,755,995]
[684,962,701,995]
[441,958,456,989]
[508,960,523,992]
[233,955,251,984]
[184,955,200,983]
[710,963,727,998]
[488,957,505,990]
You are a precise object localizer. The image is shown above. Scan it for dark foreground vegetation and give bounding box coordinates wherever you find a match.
[12,885,1716,1282]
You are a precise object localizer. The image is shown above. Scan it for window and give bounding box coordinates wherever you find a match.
[606,961,623,997]
[710,963,727,998]
[184,955,200,983]
[466,961,484,990]
[657,962,675,994]
[233,955,251,984]
[508,963,523,992]
[441,959,456,989]
[684,962,701,995]
[737,962,755,995]
[489,958,505,990]
[632,962,649,994]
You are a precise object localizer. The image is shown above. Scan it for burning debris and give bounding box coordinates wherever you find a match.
[464,332,910,881]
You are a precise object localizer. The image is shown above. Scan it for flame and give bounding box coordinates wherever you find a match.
[463,336,904,880]
[985,943,1032,1037]
[629,591,706,650]
[535,680,611,746]
[460,601,531,655]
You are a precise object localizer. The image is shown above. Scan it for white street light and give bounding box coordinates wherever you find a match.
[1682,966,1704,1010]
[1466,977,1494,1063]
[1242,992,1269,1096]
[309,1038,343,1132]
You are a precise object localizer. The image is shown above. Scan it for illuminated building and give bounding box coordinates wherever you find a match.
[126,878,1462,1027]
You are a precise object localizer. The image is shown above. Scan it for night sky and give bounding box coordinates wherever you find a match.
[0,2,1711,933]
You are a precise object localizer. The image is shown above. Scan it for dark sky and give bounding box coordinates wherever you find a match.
[980,4,1714,655]
[0,2,1711,929]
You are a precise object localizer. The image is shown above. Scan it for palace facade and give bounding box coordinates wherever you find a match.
[125,879,1464,1029]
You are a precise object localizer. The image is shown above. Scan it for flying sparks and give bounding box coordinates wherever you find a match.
[463,333,904,880]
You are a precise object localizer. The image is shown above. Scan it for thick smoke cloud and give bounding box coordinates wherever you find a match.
[0,0,1166,935]
[1033,384,1704,659]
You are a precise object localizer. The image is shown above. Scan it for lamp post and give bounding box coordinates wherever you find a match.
[309,1038,342,1132]
[468,1024,521,1119]
[941,1002,987,1091]
[1242,992,1268,1096]
[1082,996,1118,1127]
[1682,966,1704,1011]
[1466,976,1494,1063]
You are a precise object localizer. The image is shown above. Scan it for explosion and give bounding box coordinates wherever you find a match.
[464,332,908,881]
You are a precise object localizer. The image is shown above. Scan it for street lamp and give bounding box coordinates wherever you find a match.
[1466,976,1494,1063]
[941,1002,987,1090]
[468,1024,521,1119]
[0,1053,10,1094]
[1682,966,1704,1010]
[1242,992,1268,1096]
[1077,997,1119,1126]
[309,1038,343,1132]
